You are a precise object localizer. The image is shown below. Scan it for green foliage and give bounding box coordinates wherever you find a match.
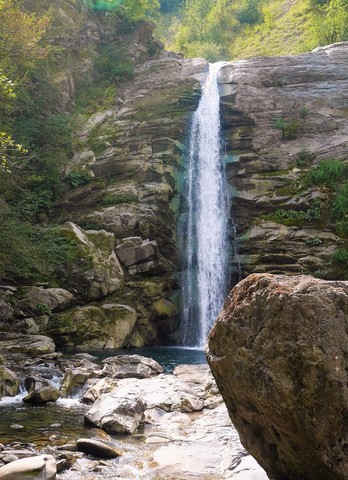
[83,0,160,19]
[314,0,348,44]
[305,159,348,188]
[236,0,263,25]
[273,117,301,139]
[272,205,322,226]
[331,248,348,265]
[66,171,94,188]
[301,160,348,237]
[0,212,78,282]
[159,0,184,13]
[37,303,52,315]
[296,148,312,167]
[331,247,348,279]
[95,44,134,83]
[305,236,322,245]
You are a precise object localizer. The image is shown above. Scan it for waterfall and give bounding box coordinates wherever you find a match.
[181,62,230,348]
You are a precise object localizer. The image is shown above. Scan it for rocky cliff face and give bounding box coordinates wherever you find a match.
[219,43,348,281]
[0,12,208,349]
[207,273,348,480]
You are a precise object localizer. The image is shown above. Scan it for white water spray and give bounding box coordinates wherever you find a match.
[181,62,229,348]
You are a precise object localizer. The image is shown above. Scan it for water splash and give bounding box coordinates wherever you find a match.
[181,62,230,348]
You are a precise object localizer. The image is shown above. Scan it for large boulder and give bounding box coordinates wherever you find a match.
[101,354,163,379]
[59,222,124,301]
[85,374,204,434]
[15,287,74,316]
[0,364,19,399]
[207,273,348,480]
[49,302,137,349]
[0,334,55,356]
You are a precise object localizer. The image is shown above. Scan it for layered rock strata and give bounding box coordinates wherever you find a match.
[207,273,348,480]
[219,43,348,280]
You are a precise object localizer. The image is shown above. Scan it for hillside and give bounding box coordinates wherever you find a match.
[157,0,348,60]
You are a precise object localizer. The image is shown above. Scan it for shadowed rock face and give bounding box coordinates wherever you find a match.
[207,274,348,480]
[219,43,348,280]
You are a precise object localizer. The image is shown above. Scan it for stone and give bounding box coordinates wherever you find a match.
[0,366,19,399]
[2,455,19,464]
[102,354,163,379]
[0,334,55,356]
[85,395,146,434]
[50,302,137,350]
[76,438,123,458]
[23,385,60,405]
[59,370,89,397]
[16,287,74,316]
[207,273,348,480]
[59,222,124,301]
[85,374,204,435]
[115,237,157,269]
[82,377,117,404]
[0,454,56,479]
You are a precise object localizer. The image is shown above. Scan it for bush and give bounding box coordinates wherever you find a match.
[67,171,94,188]
[305,159,348,188]
[95,45,134,83]
[0,213,78,283]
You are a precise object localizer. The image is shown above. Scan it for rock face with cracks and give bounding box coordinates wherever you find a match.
[207,273,348,480]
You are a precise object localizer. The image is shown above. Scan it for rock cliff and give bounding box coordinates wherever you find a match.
[219,42,348,281]
[207,273,348,480]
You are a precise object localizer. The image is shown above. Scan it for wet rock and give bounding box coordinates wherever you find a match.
[76,438,123,458]
[0,334,55,356]
[207,273,348,480]
[59,370,89,397]
[0,454,56,479]
[23,386,60,405]
[59,222,124,301]
[0,366,19,399]
[16,287,74,316]
[102,354,163,379]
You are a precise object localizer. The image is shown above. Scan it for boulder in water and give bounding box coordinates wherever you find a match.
[207,273,348,480]
[76,438,123,458]
[0,365,19,399]
[23,386,60,405]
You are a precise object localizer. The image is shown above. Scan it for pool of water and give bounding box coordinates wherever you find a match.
[88,346,207,372]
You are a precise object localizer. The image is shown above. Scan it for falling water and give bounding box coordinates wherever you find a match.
[181,62,230,348]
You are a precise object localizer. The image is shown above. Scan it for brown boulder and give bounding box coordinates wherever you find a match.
[207,273,348,480]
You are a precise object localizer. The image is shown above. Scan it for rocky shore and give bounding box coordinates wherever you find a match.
[0,352,268,480]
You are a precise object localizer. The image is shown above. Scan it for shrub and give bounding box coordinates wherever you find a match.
[67,171,93,188]
[305,159,348,188]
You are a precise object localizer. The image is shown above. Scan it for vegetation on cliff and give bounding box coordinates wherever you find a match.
[158,0,348,60]
[0,0,159,283]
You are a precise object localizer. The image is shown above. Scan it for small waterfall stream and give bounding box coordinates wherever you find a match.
[181,62,230,348]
